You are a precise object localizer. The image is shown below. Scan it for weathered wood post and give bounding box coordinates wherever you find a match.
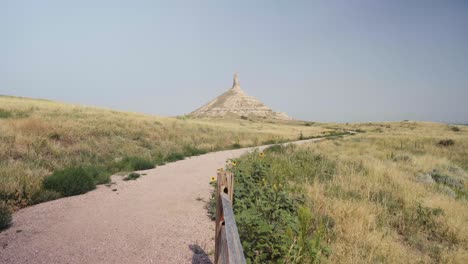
[214,171,245,264]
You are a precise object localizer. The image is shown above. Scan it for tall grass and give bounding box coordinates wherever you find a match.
[225,122,468,263]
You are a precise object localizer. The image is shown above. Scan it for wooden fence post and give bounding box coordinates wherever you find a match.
[214,171,245,264]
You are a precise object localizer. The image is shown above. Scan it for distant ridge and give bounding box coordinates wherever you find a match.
[189,73,290,120]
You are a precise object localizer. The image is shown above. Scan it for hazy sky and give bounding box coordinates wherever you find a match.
[1,1,467,123]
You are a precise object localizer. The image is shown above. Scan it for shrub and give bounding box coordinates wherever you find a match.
[183,145,207,157]
[0,203,12,231]
[265,144,294,154]
[123,172,140,181]
[82,165,111,184]
[31,190,62,205]
[165,152,185,162]
[0,109,12,118]
[43,167,96,197]
[0,108,30,119]
[262,139,278,145]
[48,132,61,141]
[392,154,412,162]
[232,160,299,262]
[231,143,242,149]
[438,139,454,147]
[265,144,283,153]
[450,126,460,132]
[114,157,155,171]
[430,171,464,189]
[222,150,334,263]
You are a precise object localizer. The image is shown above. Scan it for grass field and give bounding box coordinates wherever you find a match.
[3,95,467,263]
[227,121,467,263]
[0,95,333,212]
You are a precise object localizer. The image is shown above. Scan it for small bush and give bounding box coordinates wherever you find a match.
[265,144,294,154]
[430,171,464,189]
[0,108,30,119]
[43,167,96,197]
[123,172,140,181]
[183,145,207,157]
[265,144,283,153]
[0,109,12,118]
[438,139,454,147]
[165,152,185,162]
[114,157,155,171]
[231,143,242,149]
[0,204,12,231]
[82,165,111,184]
[299,131,304,140]
[31,190,62,205]
[392,154,412,162]
[262,139,278,145]
[450,126,460,132]
[48,132,61,141]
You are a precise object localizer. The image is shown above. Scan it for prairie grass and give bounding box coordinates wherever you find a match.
[229,121,467,263]
[0,96,330,210]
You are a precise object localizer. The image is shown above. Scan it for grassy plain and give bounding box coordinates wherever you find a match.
[0,95,332,211]
[229,121,467,263]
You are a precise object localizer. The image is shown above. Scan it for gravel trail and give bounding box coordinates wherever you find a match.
[0,139,321,264]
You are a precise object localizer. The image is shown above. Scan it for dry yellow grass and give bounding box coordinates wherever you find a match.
[294,121,468,263]
[0,95,331,209]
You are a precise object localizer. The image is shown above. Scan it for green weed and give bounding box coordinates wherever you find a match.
[31,190,62,205]
[43,167,96,197]
[0,109,12,118]
[123,172,141,181]
[0,203,12,231]
[113,157,155,171]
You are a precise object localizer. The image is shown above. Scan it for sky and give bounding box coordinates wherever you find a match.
[1,0,467,123]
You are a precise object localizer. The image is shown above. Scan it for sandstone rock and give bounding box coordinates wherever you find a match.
[189,73,291,120]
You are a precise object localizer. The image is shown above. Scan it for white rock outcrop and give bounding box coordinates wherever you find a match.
[189,73,291,120]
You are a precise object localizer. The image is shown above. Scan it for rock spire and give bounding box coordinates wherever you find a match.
[189,73,291,120]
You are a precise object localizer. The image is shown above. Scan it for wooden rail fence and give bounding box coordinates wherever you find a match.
[214,171,246,264]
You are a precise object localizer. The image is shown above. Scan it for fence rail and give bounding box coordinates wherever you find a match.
[214,171,246,264]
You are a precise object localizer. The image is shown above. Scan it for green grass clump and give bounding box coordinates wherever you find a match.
[165,152,185,162]
[183,145,207,157]
[438,139,455,147]
[0,203,12,231]
[114,157,155,171]
[83,165,112,184]
[262,139,281,145]
[43,167,96,197]
[31,190,63,205]
[123,172,140,181]
[265,144,294,154]
[231,143,242,149]
[0,109,12,118]
[0,108,30,119]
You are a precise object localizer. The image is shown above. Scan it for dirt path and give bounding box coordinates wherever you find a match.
[0,139,322,264]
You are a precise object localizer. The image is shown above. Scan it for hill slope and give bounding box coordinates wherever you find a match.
[0,95,329,210]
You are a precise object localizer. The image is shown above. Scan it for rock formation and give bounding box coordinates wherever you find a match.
[189,73,291,120]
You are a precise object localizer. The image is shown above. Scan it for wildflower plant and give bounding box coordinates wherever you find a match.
[223,148,333,263]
